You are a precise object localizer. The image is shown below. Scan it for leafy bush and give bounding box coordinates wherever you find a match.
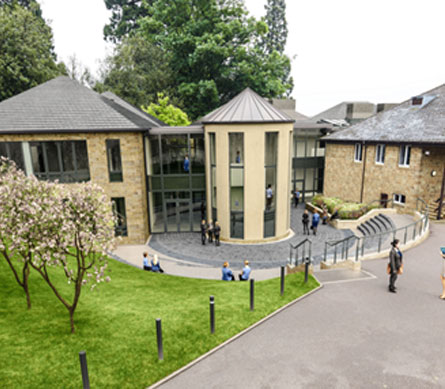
[311,195,379,220]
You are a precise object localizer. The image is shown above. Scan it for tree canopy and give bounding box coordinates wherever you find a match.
[0,4,61,102]
[142,93,191,126]
[103,0,153,43]
[262,0,288,55]
[0,0,42,18]
[135,0,293,119]
[96,35,175,109]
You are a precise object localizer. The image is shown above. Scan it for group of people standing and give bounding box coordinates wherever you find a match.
[201,219,221,246]
[222,260,251,281]
[301,209,328,236]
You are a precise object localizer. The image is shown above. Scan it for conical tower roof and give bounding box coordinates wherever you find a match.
[200,88,294,124]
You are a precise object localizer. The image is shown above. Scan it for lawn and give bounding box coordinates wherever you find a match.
[0,257,318,388]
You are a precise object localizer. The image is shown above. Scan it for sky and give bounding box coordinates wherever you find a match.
[39,0,445,117]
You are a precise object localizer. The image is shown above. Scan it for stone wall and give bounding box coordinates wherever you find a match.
[419,147,445,207]
[0,132,148,244]
[324,142,443,212]
[323,143,363,202]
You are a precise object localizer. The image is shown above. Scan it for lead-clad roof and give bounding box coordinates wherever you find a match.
[199,88,294,124]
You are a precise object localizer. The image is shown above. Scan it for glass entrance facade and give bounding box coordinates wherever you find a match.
[147,133,206,233]
[292,129,325,202]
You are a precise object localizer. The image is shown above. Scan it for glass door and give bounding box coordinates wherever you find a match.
[178,200,191,232]
[164,199,191,232]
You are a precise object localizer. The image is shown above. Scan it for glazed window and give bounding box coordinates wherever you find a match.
[354,143,363,162]
[393,194,406,205]
[399,145,411,167]
[106,139,123,182]
[375,144,385,164]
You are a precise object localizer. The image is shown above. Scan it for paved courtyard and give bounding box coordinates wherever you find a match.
[153,223,445,389]
[148,205,355,269]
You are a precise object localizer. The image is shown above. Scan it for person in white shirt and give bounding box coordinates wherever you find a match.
[266,184,273,210]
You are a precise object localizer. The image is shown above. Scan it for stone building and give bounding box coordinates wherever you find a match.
[0,77,299,243]
[323,84,445,220]
[0,76,164,244]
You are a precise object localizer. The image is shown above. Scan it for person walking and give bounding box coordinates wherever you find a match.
[302,209,310,235]
[238,260,251,281]
[440,248,445,299]
[183,154,190,172]
[311,211,320,236]
[214,221,221,246]
[388,239,403,293]
[207,219,214,243]
[222,262,235,281]
[201,219,207,245]
[200,201,206,221]
[294,189,301,208]
[142,252,151,271]
[266,184,273,210]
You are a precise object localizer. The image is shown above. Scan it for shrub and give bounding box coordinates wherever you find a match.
[311,195,380,220]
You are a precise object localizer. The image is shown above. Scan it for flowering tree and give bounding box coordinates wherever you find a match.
[0,158,117,332]
[29,182,117,333]
[0,158,41,308]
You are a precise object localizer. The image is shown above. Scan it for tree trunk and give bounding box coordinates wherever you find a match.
[69,308,75,334]
[23,261,31,309]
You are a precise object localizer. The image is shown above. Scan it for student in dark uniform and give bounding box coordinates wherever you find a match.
[388,239,403,293]
[294,189,300,208]
[201,219,207,245]
[207,219,214,243]
[302,209,310,235]
[214,221,221,246]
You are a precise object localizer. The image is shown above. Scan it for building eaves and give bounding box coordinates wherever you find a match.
[323,83,445,144]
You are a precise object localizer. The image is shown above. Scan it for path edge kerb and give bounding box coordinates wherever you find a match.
[148,281,324,389]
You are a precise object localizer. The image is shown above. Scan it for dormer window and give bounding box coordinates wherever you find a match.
[411,96,423,106]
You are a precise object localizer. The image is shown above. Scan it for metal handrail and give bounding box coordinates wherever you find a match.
[323,198,429,264]
[289,238,312,267]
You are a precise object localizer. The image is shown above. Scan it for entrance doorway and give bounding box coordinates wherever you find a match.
[165,199,192,232]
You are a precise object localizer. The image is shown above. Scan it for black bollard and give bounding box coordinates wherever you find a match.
[209,295,215,334]
[79,351,90,389]
[304,257,310,283]
[280,266,285,296]
[250,279,254,311]
[156,318,164,361]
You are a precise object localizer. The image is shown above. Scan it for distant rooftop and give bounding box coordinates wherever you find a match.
[199,88,294,124]
[324,83,445,144]
[0,76,164,134]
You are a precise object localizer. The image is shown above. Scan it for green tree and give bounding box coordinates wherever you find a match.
[0,4,61,102]
[262,0,288,55]
[0,0,42,18]
[103,0,153,43]
[141,93,191,126]
[138,0,293,119]
[96,35,175,109]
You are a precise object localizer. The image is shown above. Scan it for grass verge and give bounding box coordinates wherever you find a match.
[0,257,318,388]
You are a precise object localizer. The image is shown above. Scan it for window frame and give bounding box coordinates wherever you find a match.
[111,197,128,236]
[354,143,363,162]
[393,193,406,205]
[106,139,123,182]
[375,144,385,165]
[399,145,411,167]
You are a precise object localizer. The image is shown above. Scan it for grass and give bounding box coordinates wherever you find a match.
[0,257,318,388]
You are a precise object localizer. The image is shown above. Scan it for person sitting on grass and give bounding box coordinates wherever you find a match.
[222,261,234,281]
[151,254,164,273]
[238,260,251,281]
[142,252,151,271]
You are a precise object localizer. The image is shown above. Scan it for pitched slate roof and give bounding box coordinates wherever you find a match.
[324,83,445,144]
[199,88,294,124]
[0,76,164,133]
